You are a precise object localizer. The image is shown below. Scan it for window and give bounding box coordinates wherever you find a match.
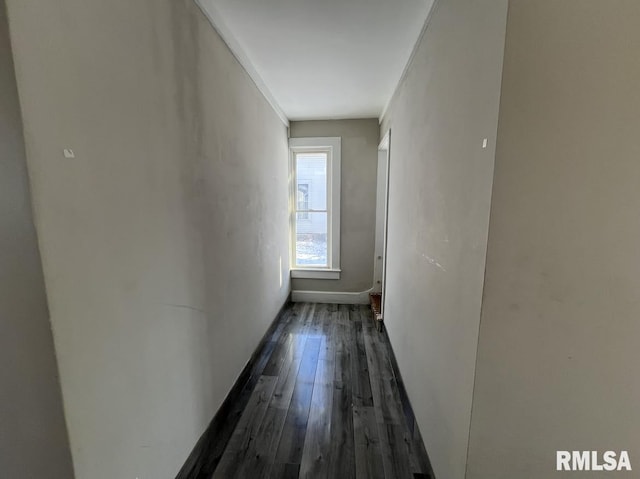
[290,137,341,279]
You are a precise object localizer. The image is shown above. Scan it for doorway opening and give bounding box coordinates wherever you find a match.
[371,130,390,329]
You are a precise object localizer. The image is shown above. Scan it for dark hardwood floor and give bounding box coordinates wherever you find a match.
[210,303,434,479]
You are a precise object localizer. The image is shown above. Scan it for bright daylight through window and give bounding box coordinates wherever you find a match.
[295,153,327,265]
[290,137,341,279]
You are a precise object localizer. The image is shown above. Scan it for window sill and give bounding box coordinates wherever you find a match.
[290,268,341,280]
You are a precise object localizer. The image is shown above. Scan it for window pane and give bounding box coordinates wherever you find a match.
[296,153,327,211]
[295,212,328,267]
[297,184,309,219]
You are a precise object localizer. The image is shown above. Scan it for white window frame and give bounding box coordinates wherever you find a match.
[289,137,341,280]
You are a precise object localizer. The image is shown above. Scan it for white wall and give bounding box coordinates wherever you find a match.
[467,1,640,477]
[0,1,74,476]
[379,0,508,477]
[290,119,379,293]
[6,0,290,477]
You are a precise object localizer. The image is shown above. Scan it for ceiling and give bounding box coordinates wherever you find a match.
[197,0,435,122]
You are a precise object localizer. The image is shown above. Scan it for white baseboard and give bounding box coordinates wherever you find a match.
[291,288,373,305]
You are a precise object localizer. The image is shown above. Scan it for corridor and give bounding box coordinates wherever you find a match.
[208,303,433,479]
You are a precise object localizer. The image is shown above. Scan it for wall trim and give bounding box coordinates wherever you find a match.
[194,0,289,127]
[291,288,373,305]
[291,268,341,280]
[379,0,440,124]
[175,295,292,479]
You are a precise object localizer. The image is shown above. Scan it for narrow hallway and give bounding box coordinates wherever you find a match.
[206,303,433,479]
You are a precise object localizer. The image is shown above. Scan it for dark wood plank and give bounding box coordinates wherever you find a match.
[236,338,305,478]
[291,302,316,357]
[378,422,415,479]
[362,309,394,380]
[327,304,356,479]
[334,305,352,384]
[275,378,315,467]
[328,382,356,479]
[353,406,385,479]
[296,337,322,384]
[328,380,355,479]
[307,302,327,337]
[318,304,337,361]
[262,306,299,376]
[236,405,288,478]
[271,352,304,411]
[274,336,321,465]
[269,462,300,479]
[363,322,403,425]
[299,357,335,478]
[369,305,416,435]
[351,310,374,407]
[212,375,277,479]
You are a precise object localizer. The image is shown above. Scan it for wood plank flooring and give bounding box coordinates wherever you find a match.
[210,303,434,479]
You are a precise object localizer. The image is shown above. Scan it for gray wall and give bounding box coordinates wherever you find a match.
[290,119,378,293]
[379,0,508,477]
[0,1,74,476]
[6,0,290,477]
[467,1,640,477]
